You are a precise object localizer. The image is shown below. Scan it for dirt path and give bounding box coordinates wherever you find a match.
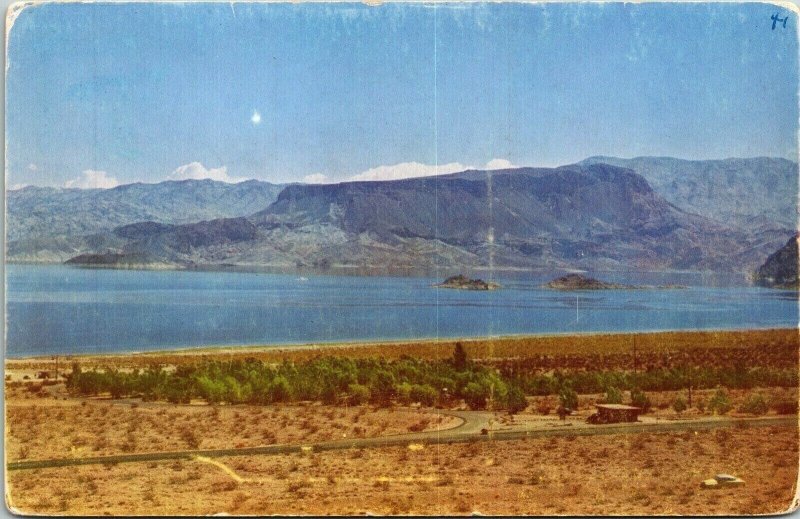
[7,412,795,471]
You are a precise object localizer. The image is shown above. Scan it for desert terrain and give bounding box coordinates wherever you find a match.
[5,328,799,515]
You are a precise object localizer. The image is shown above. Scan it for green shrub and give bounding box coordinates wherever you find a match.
[410,384,437,406]
[506,386,528,414]
[708,388,732,415]
[464,382,490,410]
[630,388,651,413]
[347,383,371,405]
[558,385,578,411]
[395,382,414,405]
[604,386,623,404]
[672,396,687,413]
[739,394,768,415]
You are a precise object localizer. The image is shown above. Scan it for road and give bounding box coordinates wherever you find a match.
[7,411,796,471]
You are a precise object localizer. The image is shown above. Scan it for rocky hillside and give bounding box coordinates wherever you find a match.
[64,164,792,273]
[754,235,799,289]
[581,156,797,229]
[7,179,284,262]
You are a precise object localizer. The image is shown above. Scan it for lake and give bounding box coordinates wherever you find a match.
[5,264,798,357]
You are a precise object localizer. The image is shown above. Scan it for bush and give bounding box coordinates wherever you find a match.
[708,388,732,415]
[604,386,623,404]
[506,386,528,414]
[630,388,651,413]
[558,385,578,411]
[410,384,438,407]
[739,394,768,415]
[463,382,490,410]
[536,401,551,415]
[347,383,371,405]
[672,396,687,413]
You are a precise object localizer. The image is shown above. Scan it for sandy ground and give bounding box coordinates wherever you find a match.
[5,383,460,461]
[7,423,798,515]
[5,328,798,515]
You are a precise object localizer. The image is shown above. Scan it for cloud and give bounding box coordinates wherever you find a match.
[251,110,262,125]
[484,158,517,170]
[27,163,37,171]
[303,173,329,184]
[64,170,120,189]
[9,183,29,191]
[347,158,519,182]
[168,162,248,183]
[349,161,469,182]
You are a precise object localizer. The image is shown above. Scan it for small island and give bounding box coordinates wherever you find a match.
[545,273,687,290]
[545,273,639,290]
[434,274,500,291]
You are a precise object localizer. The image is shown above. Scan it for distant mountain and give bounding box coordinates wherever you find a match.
[754,235,799,288]
[7,179,284,262]
[580,156,797,229]
[65,163,793,274]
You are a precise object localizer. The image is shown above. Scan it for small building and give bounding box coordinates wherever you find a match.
[587,404,642,424]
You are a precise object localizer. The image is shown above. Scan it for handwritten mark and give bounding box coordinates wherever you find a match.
[772,13,788,30]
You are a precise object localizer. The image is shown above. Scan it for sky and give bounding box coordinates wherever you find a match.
[6,2,799,189]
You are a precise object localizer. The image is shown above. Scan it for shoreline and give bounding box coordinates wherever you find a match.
[6,327,797,365]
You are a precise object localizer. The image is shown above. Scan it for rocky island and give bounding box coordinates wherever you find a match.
[434,274,500,291]
[545,273,639,290]
[545,274,688,290]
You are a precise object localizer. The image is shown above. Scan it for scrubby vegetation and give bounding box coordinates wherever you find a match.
[63,342,797,413]
[503,365,797,396]
[65,346,530,412]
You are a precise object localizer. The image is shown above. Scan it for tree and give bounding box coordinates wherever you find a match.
[630,388,651,413]
[604,386,623,404]
[464,382,490,410]
[410,384,438,407]
[672,396,687,413]
[452,342,468,370]
[558,385,578,411]
[708,387,732,415]
[506,386,528,414]
[347,383,371,405]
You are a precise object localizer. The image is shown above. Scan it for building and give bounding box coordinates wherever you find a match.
[586,404,642,424]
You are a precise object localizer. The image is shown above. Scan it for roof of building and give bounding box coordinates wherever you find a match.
[595,404,641,411]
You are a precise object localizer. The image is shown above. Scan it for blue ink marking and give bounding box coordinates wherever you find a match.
[772,13,788,30]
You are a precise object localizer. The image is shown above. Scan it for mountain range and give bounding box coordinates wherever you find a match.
[7,179,284,262]
[5,157,797,274]
[581,156,797,229]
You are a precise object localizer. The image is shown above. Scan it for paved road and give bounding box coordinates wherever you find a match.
[7,412,795,471]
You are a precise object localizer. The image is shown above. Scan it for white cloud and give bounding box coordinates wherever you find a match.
[9,183,29,191]
[27,163,37,171]
[64,170,120,189]
[484,158,517,170]
[251,110,262,125]
[168,162,248,184]
[303,173,329,184]
[347,158,519,182]
[349,161,469,182]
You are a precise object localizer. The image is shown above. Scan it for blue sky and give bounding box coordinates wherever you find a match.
[6,2,799,188]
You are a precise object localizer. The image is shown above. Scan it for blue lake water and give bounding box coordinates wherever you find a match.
[5,264,798,357]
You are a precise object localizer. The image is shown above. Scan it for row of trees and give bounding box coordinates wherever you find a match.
[65,344,796,412]
[66,348,528,412]
[506,365,797,396]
